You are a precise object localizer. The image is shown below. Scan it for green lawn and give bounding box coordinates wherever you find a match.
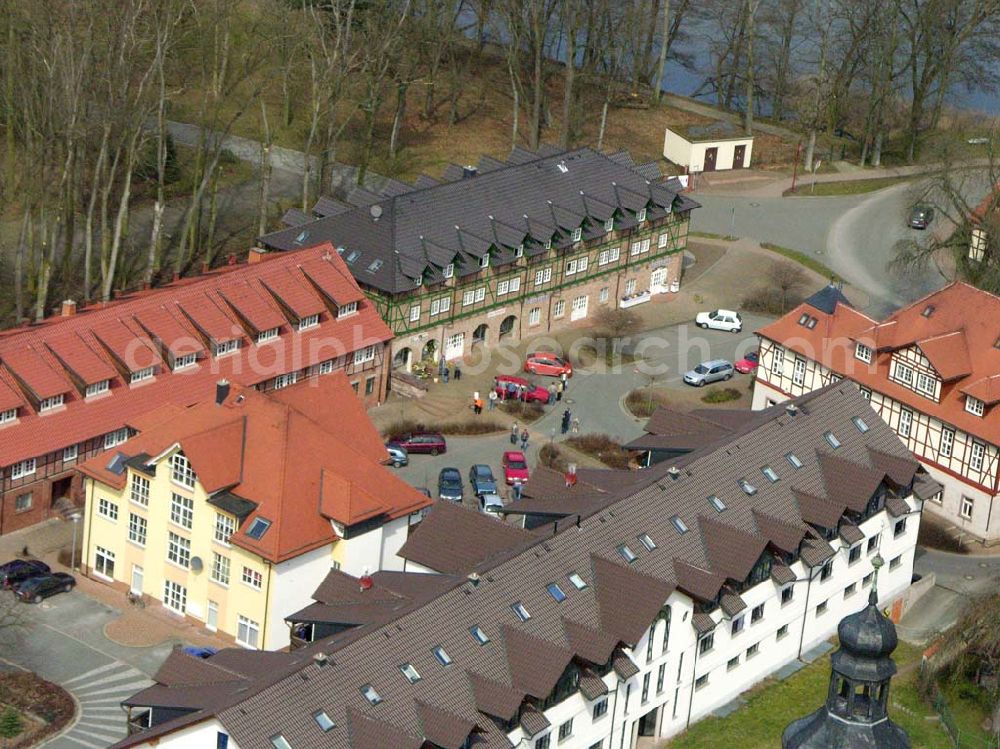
[663,641,952,749]
[783,175,916,197]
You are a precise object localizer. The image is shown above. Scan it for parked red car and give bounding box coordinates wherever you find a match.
[734,351,760,374]
[386,433,447,455]
[523,352,573,378]
[502,451,530,485]
[495,375,549,404]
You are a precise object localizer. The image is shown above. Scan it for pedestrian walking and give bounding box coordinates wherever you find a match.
[561,409,571,434]
[560,371,568,391]
[571,417,580,434]
[547,383,557,405]
[454,364,462,381]
[556,381,564,401]
[513,482,523,501]
[473,393,483,415]
[510,422,519,445]
[520,429,529,450]
[488,390,498,410]
[443,366,450,384]
[507,381,517,400]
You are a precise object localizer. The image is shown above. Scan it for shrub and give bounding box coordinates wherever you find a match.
[539,443,568,472]
[498,400,545,422]
[565,433,632,470]
[382,418,504,437]
[625,388,671,418]
[701,387,742,404]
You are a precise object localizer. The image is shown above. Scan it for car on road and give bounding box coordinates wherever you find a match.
[386,433,447,455]
[495,375,549,404]
[734,351,759,374]
[479,493,504,517]
[523,352,573,378]
[502,451,530,485]
[437,467,464,502]
[908,205,934,229]
[468,464,498,496]
[695,309,743,333]
[0,560,50,590]
[683,359,735,387]
[14,572,75,603]
[385,444,408,468]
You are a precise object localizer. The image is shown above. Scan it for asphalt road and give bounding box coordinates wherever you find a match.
[394,316,770,509]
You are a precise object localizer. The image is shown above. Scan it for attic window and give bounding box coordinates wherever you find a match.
[367,259,383,273]
[568,572,587,590]
[852,416,870,433]
[360,684,382,705]
[670,515,689,534]
[967,396,985,417]
[313,710,336,732]
[399,663,421,683]
[85,380,110,398]
[824,431,842,449]
[337,301,358,318]
[443,263,455,278]
[797,314,818,328]
[761,466,780,483]
[470,625,490,645]
[572,227,583,243]
[739,478,758,496]
[295,230,309,244]
[547,582,567,602]
[617,544,638,563]
[298,314,320,331]
[922,304,935,317]
[637,208,647,223]
[512,602,531,621]
[245,517,272,540]
[39,394,65,412]
[515,244,524,258]
[604,217,614,232]
[433,646,452,665]
[544,239,552,250]
[798,313,809,325]
[786,452,804,469]
[345,250,360,264]
[806,317,818,329]
[638,533,657,551]
[271,735,292,749]
[708,495,727,513]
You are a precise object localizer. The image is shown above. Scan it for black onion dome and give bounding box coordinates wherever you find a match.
[838,591,898,660]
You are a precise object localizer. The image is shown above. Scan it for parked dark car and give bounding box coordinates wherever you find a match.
[908,205,934,229]
[0,559,50,589]
[14,572,74,603]
[438,467,464,502]
[468,464,498,496]
[386,433,447,455]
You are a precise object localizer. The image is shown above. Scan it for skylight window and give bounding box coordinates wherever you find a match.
[547,582,567,603]
[638,534,656,551]
[245,517,271,540]
[568,572,587,589]
[271,735,292,749]
[512,602,531,621]
[295,230,309,244]
[470,625,489,645]
[761,466,780,483]
[433,646,452,665]
[708,495,727,512]
[345,250,360,264]
[360,684,382,705]
[617,544,638,563]
[399,663,421,683]
[798,313,809,325]
[806,317,818,329]
[739,478,758,495]
[824,431,841,449]
[671,515,689,534]
[367,259,383,273]
[852,416,870,433]
[313,711,336,732]
[786,452,803,469]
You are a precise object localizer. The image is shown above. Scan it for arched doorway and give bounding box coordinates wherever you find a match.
[421,340,438,361]
[499,315,517,341]
[472,324,488,347]
[393,347,412,371]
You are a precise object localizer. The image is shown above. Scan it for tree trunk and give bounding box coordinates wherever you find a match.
[530,20,544,150]
[258,101,272,239]
[559,5,576,150]
[597,99,609,151]
[84,127,109,302]
[804,129,817,173]
[14,211,27,323]
[510,76,520,150]
[744,0,756,135]
[652,0,670,104]
[872,132,884,168]
[102,131,141,302]
[4,16,15,203]
[389,81,408,159]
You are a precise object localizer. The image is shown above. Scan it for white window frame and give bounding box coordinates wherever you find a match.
[658,232,668,248]
[173,353,198,370]
[916,372,937,398]
[528,307,541,326]
[213,339,240,358]
[211,552,231,586]
[572,295,587,313]
[0,408,16,425]
[940,427,955,458]
[898,408,913,438]
[86,380,110,398]
[971,441,986,472]
[171,453,196,489]
[105,428,129,449]
[604,217,614,232]
[39,394,64,412]
[967,396,986,417]
[534,267,552,285]
[215,513,236,545]
[572,227,582,243]
[637,208,647,223]
[298,314,320,331]
[241,566,263,590]
[960,495,974,519]
[792,358,806,386]
[131,474,150,506]
[893,361,914,386]
[256,328,279,344]
[515,244,524,258]
[128,513,147,546]
[474,287,486,303]
[479,254,490,269]
[353,345,376,365]
[273,372,298,390]
[98,497,119,522]
[553,300,566,318]
[409,305,421,322]
[163,580,187,614]
[497,280,510,296]
[855,343,872,363]
[443,263,455,278]
[130,367,155,384]
[170,493,194,530]
[237,614,260,649]
[600,287,609,303]
[63,444,78,463]
[624,278,637,295]
[94,546,116,580]
[462,290,475,306]
[11,459,36,480]
[167,531,191,568]
[337,301,358,318]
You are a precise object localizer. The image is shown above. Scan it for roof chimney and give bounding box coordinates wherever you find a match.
[215,379,231,406]
[248,247,267,264]
[667,466,681,480]
[462,165,478,179]
[467,572,480,586]
[786,403,799,416]
[60,300,77,317]
[313,652,329,668]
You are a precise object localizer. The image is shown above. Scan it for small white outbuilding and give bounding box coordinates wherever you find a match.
[663,121,754,173]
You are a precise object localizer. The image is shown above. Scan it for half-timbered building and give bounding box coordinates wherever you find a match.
[753,282,1000,542]
[260,147,697,369]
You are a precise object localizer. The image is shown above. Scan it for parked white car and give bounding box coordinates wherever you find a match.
[695,309,743,333]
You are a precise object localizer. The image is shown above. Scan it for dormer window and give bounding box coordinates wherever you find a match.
[512,602,531,621]
[256,327,279,344]
[855,343,872,363]
[479,254,490,269]
[171,452,196,489]
[86,380,110,398]
[130,367,154,384]
[213,339,240,358]
[360,684,382,705]
[572,227,582,243]
[544,239,552,250]
[0,408,16,425]
[966,395,985,417]
[298,314,320,331]
[637,208,647,223]
[337,301,358,318]
[173,353,197,371]
[399,663,421,683]
[515,244,524,259]
[39,394,64,412]
[617,544,638,563]
[443,263,455,278]
[604,217,614,233]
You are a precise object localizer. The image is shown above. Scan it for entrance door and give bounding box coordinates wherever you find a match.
[207,600,219,632]
[651,268,668,294]
[130,565,144,595]
[734,144,746,168]
[703,147,718,172]
[637,707,658,737]
[444,332,465,360]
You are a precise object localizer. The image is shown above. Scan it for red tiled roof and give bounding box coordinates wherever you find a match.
[173,294,243,343]
[217,283,287,333]
[757,281,1000,445]
[260,267,327,319]
[79,374,430,564]
[46,333,118,385]
[0,244,390,467]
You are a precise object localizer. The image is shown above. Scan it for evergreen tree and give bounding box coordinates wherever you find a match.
[0,705,23,747]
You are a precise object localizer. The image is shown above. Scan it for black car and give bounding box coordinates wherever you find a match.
[908,205,934,229]
[14,572,75,603]
[0,559,50,589]
[437,467,464,502]
[468,464,498,497]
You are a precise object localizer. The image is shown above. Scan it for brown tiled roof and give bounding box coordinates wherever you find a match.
[592,554,674,645]
[502,626,573,699]
[867,448,920,487]
[800,538,836,567]
[752,511,808,554]
[913,472,944,501]
[839,523,865,545]
[612,651,640,680]
[699,516,768,581]
[885,495,912,517]
[579,670,608,700]
[771,564,797,585]
[467,672,523,721]
[416,701,477,749]
[720,592,748,617]
[347,709,423,749]
[519,706,551,737]
[818,452,883,514]
[561,618,619,665]
[794,488,847,530]
[673,559,726,602]
[691,613,717,635]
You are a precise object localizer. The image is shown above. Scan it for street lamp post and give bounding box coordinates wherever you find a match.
[69,513,81,572]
